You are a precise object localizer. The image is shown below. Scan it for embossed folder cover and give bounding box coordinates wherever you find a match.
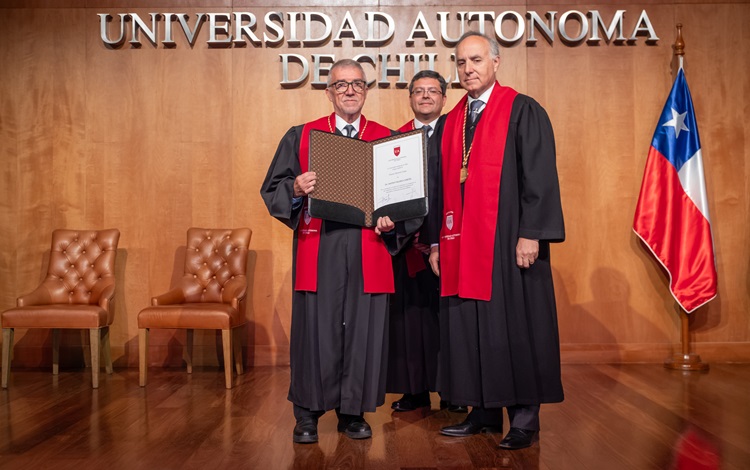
[308,129,428,227]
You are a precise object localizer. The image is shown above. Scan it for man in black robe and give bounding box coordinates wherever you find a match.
[426,32,565,450]
[261,59,406,444]
[387,71,446,413]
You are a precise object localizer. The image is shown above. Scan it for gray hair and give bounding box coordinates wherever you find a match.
[408,70,448,95]
[455,31,500,59]
[327,59,366,86]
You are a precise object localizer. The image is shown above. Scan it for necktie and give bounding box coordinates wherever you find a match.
[343,124,356,138]
[470,100,484,123]
[423,124,433,140]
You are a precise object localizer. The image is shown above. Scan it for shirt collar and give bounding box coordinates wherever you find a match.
[335,115,360,134]
[414,117,440,129]
[468,82,495,108]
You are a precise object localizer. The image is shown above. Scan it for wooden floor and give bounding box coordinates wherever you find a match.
[0,364,748,469]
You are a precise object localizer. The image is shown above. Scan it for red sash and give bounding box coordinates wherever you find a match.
[397,120,428,278]
[439,83,518,300]
[295,113,394,293]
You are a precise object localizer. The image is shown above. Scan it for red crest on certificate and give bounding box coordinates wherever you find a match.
[393,146,401,157]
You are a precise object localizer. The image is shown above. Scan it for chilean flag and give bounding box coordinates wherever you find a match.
[633,68,717,313]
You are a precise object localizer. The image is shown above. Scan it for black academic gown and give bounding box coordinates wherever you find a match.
[261,123,417,416]
[426,95,565,408]
[385,116,445,395]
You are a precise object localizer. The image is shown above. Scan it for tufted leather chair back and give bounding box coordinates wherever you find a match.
[178,228,251,304]
[25,229,120,306]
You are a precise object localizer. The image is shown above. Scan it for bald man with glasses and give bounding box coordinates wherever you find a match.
[261,59,415,444]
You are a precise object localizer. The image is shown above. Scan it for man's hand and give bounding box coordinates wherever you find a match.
[375,216,395,235]
[516,237,539,268]
[429,245,440,276]
[293,171,317,197]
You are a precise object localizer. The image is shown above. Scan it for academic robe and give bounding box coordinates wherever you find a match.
[426,92,565,408]
[261,118,415,416]
[385,117,445,395]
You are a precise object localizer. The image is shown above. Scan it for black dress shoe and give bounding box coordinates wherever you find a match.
[392,392,431,412]
[439,400,468,413]
[498,427,538,450]
[337,416,372,439]
[293,418,318,444]
[439,419,502,437]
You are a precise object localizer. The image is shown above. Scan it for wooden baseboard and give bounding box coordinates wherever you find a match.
[560,342,750,363]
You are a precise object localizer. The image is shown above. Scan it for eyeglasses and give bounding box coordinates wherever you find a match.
[329,80,367,94]
[411,88,443,97]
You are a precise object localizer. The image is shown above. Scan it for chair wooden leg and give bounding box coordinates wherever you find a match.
[2,328,13,388]
[139,328,148,387]
[52,329,60,375]
[233,327,244,376]
[185,329,194,374]
[81,330,91,368]
[221,329,232,389]
[102,327,113,374]
[89,329,100,389]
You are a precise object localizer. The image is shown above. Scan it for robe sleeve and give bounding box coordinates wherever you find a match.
[516,98,565,243]
[260,126,304,230]
[423,115,445,246]
[381,216,424,255]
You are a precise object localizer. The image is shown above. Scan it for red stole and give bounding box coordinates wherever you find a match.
[439,83,518,301]
[397,120,428,278]
[295,113,394,294]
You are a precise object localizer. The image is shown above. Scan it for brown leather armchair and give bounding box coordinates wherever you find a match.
[138,228,251,389]
[1,229,120,389]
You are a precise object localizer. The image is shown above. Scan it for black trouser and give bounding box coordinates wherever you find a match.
[293,404,362,422]
[468,405,540,431]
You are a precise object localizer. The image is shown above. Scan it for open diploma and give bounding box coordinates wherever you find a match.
[373,132,425,211]
[307,129,428,227]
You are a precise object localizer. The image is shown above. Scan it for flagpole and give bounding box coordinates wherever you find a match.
[663,23,709,372]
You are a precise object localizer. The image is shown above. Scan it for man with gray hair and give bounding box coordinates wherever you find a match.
[425,32,565,449]
[261,59,404,444]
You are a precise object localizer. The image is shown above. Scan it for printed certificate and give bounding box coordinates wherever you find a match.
[372,132,425,211]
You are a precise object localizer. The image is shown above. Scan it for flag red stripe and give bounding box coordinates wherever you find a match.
[633,146,717,312]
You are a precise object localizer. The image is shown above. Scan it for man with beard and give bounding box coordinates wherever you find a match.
[261,59,409,444]
[426,32,565,450]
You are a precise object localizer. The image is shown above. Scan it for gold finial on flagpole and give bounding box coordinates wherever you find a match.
[673,23,685,57]
[673,23,685,69]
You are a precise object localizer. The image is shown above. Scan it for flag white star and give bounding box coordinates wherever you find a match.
[662,108,690,139]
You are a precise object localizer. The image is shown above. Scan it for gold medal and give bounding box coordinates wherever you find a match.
[460,166,468,183]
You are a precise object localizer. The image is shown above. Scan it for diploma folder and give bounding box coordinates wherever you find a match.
[307,128,428,227]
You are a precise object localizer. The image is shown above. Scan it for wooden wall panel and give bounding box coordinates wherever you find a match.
[530,5,681,353]
[0,10,20,311]
[0,2,748,369]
